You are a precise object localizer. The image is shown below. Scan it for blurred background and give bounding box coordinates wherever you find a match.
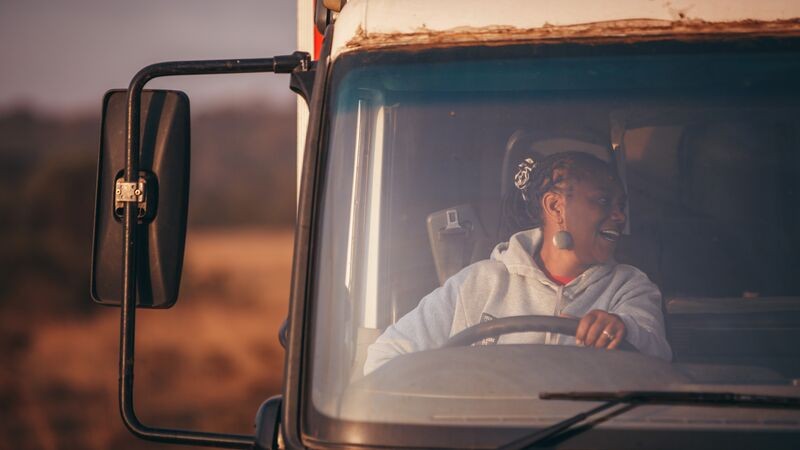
[0,1,298,448]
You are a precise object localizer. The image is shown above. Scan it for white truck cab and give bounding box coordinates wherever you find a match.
[93,1,800,449]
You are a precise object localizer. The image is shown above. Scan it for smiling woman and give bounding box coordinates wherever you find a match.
[364,151,670,374]
[520,152,628,276]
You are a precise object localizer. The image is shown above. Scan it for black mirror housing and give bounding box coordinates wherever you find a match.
[91,89,190,308]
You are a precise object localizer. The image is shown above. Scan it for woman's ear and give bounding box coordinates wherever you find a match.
[541,191,564,225]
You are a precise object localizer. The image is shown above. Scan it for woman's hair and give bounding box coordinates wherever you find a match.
[501,151,617,235]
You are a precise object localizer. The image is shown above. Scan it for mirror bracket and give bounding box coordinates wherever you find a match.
[115,180,144,203]
[114,171,157,223]
[290,62,317,107]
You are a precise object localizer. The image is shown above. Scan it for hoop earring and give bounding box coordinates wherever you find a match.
[553,230,574,250]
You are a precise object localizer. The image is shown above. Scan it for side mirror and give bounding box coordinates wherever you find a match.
[91,89,190,308]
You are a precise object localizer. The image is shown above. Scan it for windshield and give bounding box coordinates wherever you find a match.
[308,43,800,447]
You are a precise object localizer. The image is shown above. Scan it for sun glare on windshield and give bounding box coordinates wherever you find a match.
[309,47,800,444]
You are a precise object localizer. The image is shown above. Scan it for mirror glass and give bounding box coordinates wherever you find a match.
[91,89,190,308]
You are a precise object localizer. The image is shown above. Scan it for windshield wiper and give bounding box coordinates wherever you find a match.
[499,390,800,450]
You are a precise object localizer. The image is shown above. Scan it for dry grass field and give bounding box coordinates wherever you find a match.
[2,228,293,450]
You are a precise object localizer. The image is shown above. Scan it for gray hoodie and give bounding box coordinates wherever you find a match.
[364,228,672,374]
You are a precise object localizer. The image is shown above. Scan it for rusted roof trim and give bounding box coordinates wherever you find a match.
[344,18,800,53]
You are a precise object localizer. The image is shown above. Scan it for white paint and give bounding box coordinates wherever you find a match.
[332,0,800,59]
[297,0,315,201]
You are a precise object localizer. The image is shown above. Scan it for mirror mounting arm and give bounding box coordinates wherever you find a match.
[119,52,310,449]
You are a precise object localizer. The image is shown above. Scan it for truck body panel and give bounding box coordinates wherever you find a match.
[331,0,800,58]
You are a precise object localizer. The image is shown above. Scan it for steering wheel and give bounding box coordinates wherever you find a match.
[442,315,637,351]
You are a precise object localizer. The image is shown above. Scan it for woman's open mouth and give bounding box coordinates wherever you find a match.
[598,229,620,242]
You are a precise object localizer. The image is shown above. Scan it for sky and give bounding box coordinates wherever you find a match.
[0,0,297,114]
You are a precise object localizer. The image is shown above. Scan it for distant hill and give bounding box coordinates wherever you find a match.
[190,103,296,227]
[0,102,297,225]
[0,102,296,318]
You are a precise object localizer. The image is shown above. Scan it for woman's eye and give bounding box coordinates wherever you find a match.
[597,197,610,206]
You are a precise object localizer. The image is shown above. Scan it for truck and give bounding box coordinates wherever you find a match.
[91,0,800,448]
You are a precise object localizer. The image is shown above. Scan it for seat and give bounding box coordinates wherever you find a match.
[657,121,800,376]
[426,204,490,285]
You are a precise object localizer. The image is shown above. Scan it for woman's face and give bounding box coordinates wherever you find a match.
[562,173,627,266]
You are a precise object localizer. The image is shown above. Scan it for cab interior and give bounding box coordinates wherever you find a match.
[360,94,800,383]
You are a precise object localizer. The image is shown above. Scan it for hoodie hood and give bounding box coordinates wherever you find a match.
[490,228,615,294]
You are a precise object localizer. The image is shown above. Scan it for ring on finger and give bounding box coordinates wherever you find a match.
[602,330,614,340]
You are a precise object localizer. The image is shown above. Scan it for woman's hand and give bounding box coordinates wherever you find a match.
[574,310,626,349]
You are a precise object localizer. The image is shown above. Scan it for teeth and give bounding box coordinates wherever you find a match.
[599,230,620,241]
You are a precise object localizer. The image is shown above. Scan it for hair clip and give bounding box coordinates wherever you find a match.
[514,158,536,196]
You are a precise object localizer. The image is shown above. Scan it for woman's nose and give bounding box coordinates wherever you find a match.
[611,205,626,224]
